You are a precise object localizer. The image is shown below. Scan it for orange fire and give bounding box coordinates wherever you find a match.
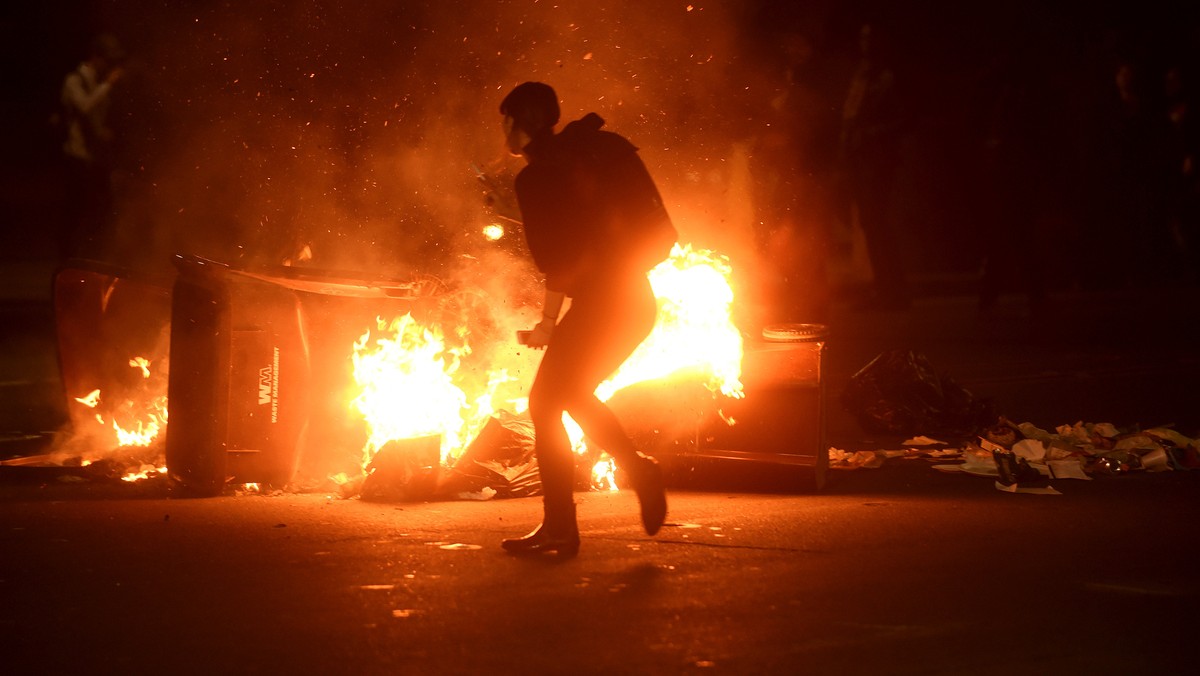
[70,356,169,481]
[351,314,480,468]
[350,243,743,484]
[598,244,744,401]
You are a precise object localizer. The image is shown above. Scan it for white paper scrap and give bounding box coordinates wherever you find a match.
[995,481,1061,495]
[1047,459,1091,480]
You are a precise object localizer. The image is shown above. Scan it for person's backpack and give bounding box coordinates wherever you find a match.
[570,126,677,272]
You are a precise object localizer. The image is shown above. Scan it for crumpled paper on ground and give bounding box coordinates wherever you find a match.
[1016,421,1193,472]
[832,420,1196,483]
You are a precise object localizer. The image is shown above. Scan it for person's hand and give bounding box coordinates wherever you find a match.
[525,318,555,349]
[106,67,125,86]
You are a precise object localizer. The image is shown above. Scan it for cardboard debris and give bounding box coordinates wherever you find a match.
[444,412,541,498]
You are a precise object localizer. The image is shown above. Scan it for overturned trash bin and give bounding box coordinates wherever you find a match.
[166,255,421,496]
[53,259,173,467]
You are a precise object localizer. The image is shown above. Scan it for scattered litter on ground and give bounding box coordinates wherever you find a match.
[831,416,1199,494]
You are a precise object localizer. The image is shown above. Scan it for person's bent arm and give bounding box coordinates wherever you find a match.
[61,72,114,116]
[526,288,565,348]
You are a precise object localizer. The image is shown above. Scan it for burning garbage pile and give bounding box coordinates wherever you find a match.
[1,359,171,486]
[11,243,789,499]
[0,264,175,485]
[336,243,750,502]
[65,358,170,482]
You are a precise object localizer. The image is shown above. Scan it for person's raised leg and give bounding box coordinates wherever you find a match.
[568,393,666,536]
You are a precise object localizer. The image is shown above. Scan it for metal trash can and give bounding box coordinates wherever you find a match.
[607,322,828,491]
[694,323,828,490]
[166,254,419,496]
[53,259,173,453]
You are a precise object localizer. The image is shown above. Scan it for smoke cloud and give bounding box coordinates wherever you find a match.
[95,0,800,283]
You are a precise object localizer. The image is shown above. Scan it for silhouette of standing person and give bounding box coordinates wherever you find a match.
[839,23,909,309]
[498,82,674,558]
[977,48,1049,314]
[1164,63,1200,280]
[59,33,125,260]
[751,32,836,325]
[1100,58,1172,286]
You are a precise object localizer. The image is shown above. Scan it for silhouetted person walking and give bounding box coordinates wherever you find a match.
[498,82,674,558]
[977,49,1049,314]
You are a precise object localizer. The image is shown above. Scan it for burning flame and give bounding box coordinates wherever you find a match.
[121,466,167,482]
[74,387,168,448]
[350,314,470,467]
[70,357,170,481]
[75,389,102,408]
[349,243,743,486]
[599,244,743,400]
[592,457,619,492]
[130,357,151,379]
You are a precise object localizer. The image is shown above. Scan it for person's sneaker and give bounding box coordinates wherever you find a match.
[628,454,666,535]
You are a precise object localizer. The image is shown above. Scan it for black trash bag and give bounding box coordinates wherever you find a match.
[445,411,542,498]
[840,349,994,437]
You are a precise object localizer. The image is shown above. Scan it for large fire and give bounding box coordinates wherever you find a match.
[62,246,742,492]
[350,244,744,478]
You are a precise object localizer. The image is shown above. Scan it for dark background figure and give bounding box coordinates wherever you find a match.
[497,82,672,558]
[1164,61,1200,281]
[745,30,839,326]
[56,33,125,261]
[1090,56,1174,288]
[975,46,1051,314]
[838,21,910,310]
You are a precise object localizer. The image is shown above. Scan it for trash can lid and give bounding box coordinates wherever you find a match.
[761,323,828,342]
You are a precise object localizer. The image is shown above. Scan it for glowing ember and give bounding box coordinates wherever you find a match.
[121,466,167,482]
[482,223,505,241]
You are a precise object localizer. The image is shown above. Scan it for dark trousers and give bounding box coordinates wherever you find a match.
[61,156,113,259]
[849,157,907,300]
[528,276,657,509]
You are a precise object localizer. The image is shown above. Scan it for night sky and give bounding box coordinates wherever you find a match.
[2,1,1197,284]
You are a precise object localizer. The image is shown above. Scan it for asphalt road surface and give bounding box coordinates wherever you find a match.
[2,464,1198,675]
[2,263,1199,674]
